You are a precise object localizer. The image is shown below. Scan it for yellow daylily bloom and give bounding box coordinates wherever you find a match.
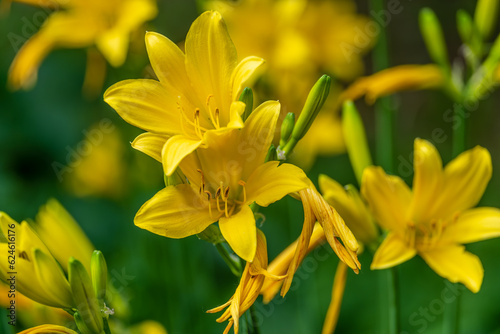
[8,0,157,90]
[134,101,310,262]
[18,324,78,334]
[340,64,445,104]
[362,139,500,292]
[0,213,74,309]
[105,10,265,176]
[207,230,283,334]
[64,124,127,199]
[32,199,95,275]
[205,0,375,169]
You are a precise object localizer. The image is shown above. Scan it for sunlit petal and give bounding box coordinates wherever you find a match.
[132,133,169,162]
[219,205,256,262]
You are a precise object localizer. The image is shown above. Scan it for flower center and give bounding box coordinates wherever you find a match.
[177,95,222,140]
[405,219,447,251]
[197,170,247,219]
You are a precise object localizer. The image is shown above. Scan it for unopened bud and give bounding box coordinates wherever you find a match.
[239,87,254,121]
[91,250,107,302]
[474,0,499,40]
[419,8,450,71]
[279,113,295,148]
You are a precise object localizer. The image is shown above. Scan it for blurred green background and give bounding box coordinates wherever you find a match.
[1,0,500,333]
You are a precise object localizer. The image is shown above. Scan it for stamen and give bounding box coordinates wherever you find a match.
[238,180,247,203]
[215,108,220,128]
[216,187,224,213]
[406,222,416,249]
[224,187,230,218]
[197,169,205,194]
[204,190,213,218]
[194,108,202,138]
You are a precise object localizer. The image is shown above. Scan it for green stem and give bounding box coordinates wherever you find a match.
[379,268,400,334]
[443,283,460,334]
[215,242,242,277]
[370,0,394,173]
[451,105,466,158]
[249,305,261,334]
[103,317,112,334]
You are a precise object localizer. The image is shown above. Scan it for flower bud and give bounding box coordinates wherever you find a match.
[279,112,295,148]
[474,0,499,40]
[419,8,449,71]
[69,257,104,334]
[91,250,107,302]
[342,101,373,184]
[239,87,254,121]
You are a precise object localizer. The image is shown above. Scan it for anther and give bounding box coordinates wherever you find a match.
[197,169,205,194]
[238,180,247,203]
[204,190,213,217]
[215,108,220,128]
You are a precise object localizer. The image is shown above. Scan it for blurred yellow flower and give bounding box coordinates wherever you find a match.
[18,324,78,334]
[133,101,310,262]
[0,213,74,309]
[205,0,375,168]
[340,64,445,104]
[208,230,283,334]
[105,10,264,176]
[362,139,500,292]
[8,0,157,91]
[65,124,127,199]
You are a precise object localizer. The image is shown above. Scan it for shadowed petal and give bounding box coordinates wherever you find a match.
[161,135,202,176]
[371,232,416,269]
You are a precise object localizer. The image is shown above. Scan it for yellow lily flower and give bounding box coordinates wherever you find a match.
[362,139,500,292]
[340,64,445,104]
[18,324,78,334]
[133,101,310,262]
[0,213,74,309]
[8,0,157,91]
[31,199,95,274]
[105,10,265,176]
[207,230,283,334]
[205,0,375,169]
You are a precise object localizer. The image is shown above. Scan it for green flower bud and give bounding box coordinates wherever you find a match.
[239,87,254,121]
[342,101,373,185]
[197,224,225,244]
[91,250,107,302]
[279,113,295,148]
[74,311,94,334]
[265,144,277,162]
[164,169,186,187]
[457,9,482,59]
[419,8,450,71]
[474,0,499,40]
[69,257,104,334]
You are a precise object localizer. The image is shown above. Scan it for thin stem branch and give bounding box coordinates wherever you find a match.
[215,243,242,277]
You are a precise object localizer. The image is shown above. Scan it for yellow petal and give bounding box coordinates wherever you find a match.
[238,100,280,179]
[227,101,245,128]
[104,79,181,135]
[96,30,129,67]
[441,207,500,245]
[231,56,265,101]
[409,139,444,224]
[420,245,483,293]
[161,135,202,176]
[33,199,95,274]
[361,166,411,232]
[219,205,256,262]
[145,31,192,96]
[18,324,79,334]
[433,146,492,220]
[33,249,73,308]
[185,11,237,115]
[371,232,416,269]
[245,162,309,207]
[135,184,216,238]
[322,262,348,334]
[9,12,100,90]
[131,133,169,162]
[340,64,444,104]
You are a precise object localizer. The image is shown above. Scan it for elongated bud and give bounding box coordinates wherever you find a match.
[342,101,373,184]
[282,75,331,157]
[91,250,107,301]
[474,0,499,40]
[457,9,482,59]
[279,113,295,148]
[164,169,185,187]
[69,257,104,334]
[265,144,277,162]
[419,8,449,71]
[239,87,254,121]
[197,224,224,244]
